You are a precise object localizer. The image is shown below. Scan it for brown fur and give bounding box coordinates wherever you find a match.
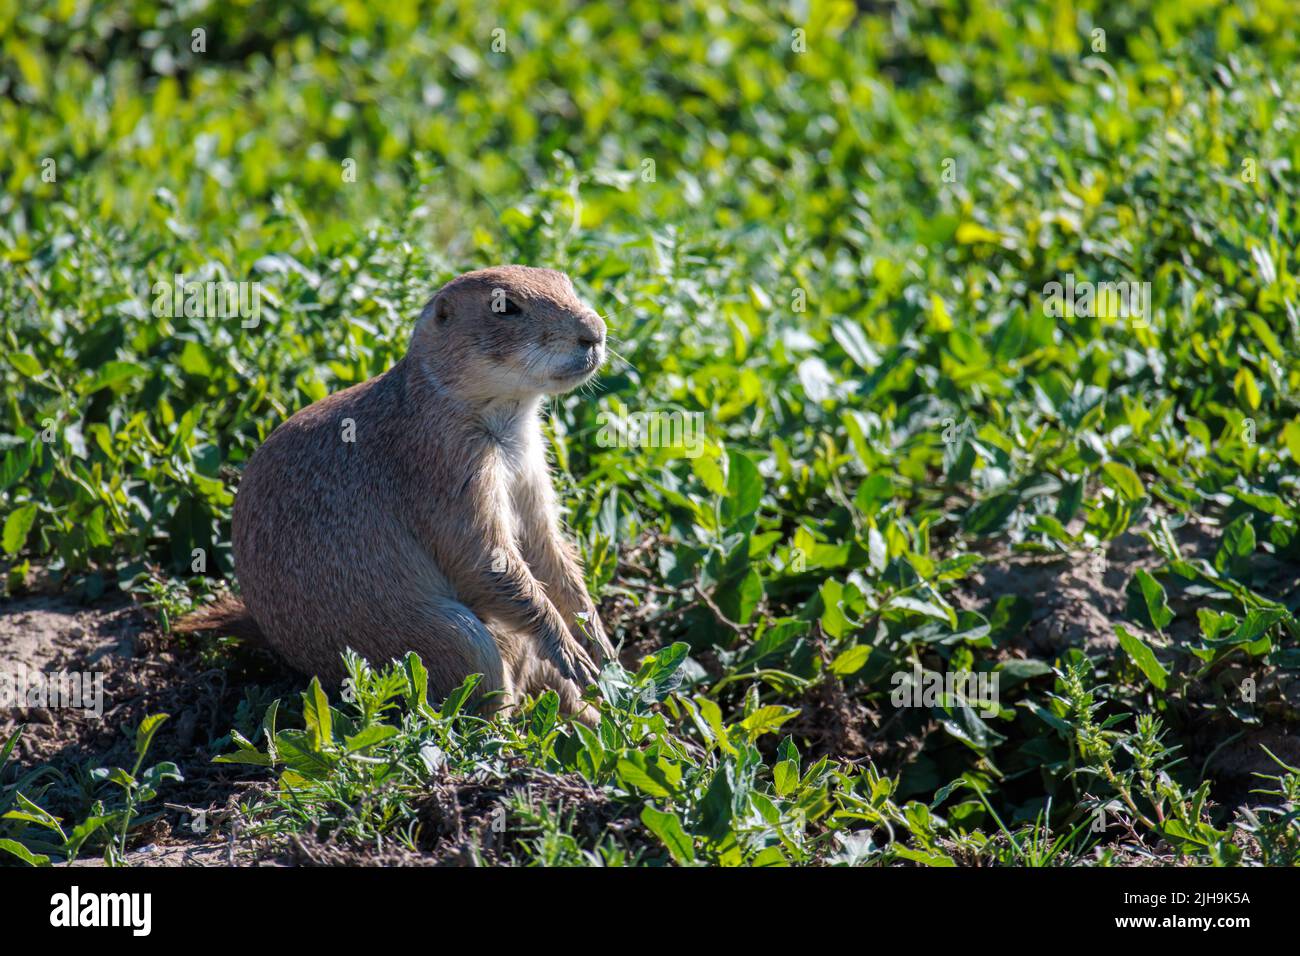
[192,266,613,718]
[172,591,264,644]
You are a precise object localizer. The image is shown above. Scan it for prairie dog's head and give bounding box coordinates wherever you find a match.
[411,265,606,401]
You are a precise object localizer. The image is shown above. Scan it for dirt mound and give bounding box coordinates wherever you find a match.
[952,529,1164,655]
[0,594,133,679]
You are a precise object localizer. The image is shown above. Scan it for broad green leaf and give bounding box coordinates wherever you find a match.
[830,645,871,677]
[1133,569,1174,631]
[2,504,37,555]
[0,446,34,495]
[134,713,169,760]
[403,652,430,714]
[0,838,50,866]
[343,724,399,752]
[616,757,673,798]
[961,492,1019,534]
[738,705,798,741]
[1282,420,1300,461]
[1115,625,1168,691]
[773,759,800,796]
[7,353,42,377]
[83,361,148,394]
[1215,515,1256,575]
[640,806,694,864]
[1101,462,1145,502]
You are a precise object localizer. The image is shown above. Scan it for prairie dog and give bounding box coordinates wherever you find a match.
[185,266,613,717]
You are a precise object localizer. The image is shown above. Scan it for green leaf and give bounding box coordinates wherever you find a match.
[107,767,135,788]
[1222,608,1289,646]
[403,652,430,714]
[0,838,50,866]
[773,759,800,796]
[955,222,1004,244]
[1019,699,1073,735]
[639,641,690,700]
[529,690,560,737]
[738,705,799,741]
[694,697,736,756]
[0,446,34,495]
[212,744,273,767]
[7,353,42,378]
[82,361,148,394]
[616,757,672,798]
[696,763,737,841]
[640,806,694,864]
[691,452,726,497]
[177,340,214,377]
[1233,367,1261,410]
[961,492,1019,534]
[1214,515,1256,576]
[1244,314,1284,362]
[12,792,63,833]
[343,724,399,752]
[996,659,1053,685]
[0,725,20,774]
[64,814,113,857]
[269,731,336,779]
[441,673,482,718]
[301,680,333,750]
[1101,462,1145,502]
[134,713,169,760]
[1282,420,1300,462]
[1115,625,1168,690]
[1133,569,1174,631]
[261,699,280,761]
[721,450,763,528]
[830,644,871,677]
[2,503,37,556]
[831,320,880,371]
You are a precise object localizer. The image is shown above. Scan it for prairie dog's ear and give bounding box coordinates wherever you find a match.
[412,293,449,346]
[415,294,439,326]
[434,294,452,323]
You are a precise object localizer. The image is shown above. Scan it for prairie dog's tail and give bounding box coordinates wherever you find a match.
[172,591,265,644]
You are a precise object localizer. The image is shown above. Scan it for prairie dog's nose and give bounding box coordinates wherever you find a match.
[577,311,606,347]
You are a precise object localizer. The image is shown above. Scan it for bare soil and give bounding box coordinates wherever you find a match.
[1,588,295,866]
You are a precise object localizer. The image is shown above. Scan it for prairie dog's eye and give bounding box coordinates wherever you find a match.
[491,289,524,316]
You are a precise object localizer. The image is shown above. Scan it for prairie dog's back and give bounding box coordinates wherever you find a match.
[232,361,450,678]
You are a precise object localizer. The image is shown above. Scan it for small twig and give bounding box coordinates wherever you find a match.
[227,816,239,866]
[692,584,749,634]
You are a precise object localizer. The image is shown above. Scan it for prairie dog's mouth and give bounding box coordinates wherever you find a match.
[550,344,604,384]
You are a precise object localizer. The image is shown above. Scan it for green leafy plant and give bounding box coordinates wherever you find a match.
[0,716,180,866]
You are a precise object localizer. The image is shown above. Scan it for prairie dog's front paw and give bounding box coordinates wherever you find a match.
[558,634,601,688]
